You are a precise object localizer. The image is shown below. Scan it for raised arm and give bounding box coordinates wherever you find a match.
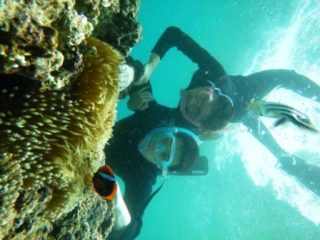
[128,26,230,111]
[152,26,227,83]
[230,69,320,121]
[136,26,228,87]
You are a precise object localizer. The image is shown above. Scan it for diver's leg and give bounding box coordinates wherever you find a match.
[242,116,285,157]
[280,155,320,195]
[234,69,320,103]
[242,116,320,196]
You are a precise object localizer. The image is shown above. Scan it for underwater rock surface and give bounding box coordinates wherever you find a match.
[0,0,141,90]
[0,0,141,239]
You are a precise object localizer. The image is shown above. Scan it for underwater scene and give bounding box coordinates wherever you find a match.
[117,1,320,240]
[0,0,320,240]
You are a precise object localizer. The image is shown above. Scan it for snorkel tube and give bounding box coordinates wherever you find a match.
[174,127,201,145]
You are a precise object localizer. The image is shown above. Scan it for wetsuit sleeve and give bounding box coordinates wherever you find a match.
[119,173,156,240]
[230,69,320,121]
[234,70,320,104]
[152,26,227,82]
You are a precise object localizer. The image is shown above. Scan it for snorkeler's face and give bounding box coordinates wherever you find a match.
[139,132,183,169]
[180,86,215,128]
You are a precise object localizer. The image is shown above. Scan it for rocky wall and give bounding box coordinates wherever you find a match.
[0,0,141,239]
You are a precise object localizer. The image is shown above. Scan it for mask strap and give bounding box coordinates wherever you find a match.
[161,167,169,177]
[173,127,202,145]
[206,81,234,107]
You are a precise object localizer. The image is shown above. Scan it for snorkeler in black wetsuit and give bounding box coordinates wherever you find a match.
[105,114,202,239]
[126,26,320,195]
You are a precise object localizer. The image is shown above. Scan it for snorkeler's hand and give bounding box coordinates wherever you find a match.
[127,86,154,111]
[114,185,131,231]
[107,186,131,240]
[134,53,160,86]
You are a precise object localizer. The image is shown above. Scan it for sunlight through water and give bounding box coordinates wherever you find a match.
[239,0,320,225]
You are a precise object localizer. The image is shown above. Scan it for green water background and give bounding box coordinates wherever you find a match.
[116,1,320,239]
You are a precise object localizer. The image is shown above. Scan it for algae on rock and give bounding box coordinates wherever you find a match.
[0,0,141,239]
[0,36,122,239]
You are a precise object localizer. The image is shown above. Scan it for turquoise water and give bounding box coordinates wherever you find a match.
[116,1,320,239]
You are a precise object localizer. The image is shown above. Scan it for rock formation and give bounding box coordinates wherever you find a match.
[0,0,141,239]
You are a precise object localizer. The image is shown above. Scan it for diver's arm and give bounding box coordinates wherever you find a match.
[114,185,131,232]
[264,70,320,100]
[134,53,160,86]
[234,70,320,106]
[109,183,152,240]
[151,26,227,81]
[116,176,155,240]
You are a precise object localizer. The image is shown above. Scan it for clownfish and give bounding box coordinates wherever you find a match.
[92,165,117,200]
[248,100,318,132]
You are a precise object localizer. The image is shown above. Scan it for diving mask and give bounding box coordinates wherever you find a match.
[180,86,215,127]
[180,83,233,127]
[154,132,176,168]
[138,128,176,169]
[138,127,200,174]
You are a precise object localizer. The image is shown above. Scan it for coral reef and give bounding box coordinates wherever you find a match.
[93,0,142,55]
[0,37,122,239]
[0,0,91,90]
[0,153,23,231]
[50,196,115,240]
[0,0,141,239]
[0,0,141,90]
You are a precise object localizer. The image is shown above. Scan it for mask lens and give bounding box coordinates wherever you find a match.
[192,87,214,121]
[155,133,176,168]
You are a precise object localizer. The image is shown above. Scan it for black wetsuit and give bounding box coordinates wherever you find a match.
[152,27,320,122]
[108,26,320,239]
[132,26,320,195]
[105,102,189,240]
